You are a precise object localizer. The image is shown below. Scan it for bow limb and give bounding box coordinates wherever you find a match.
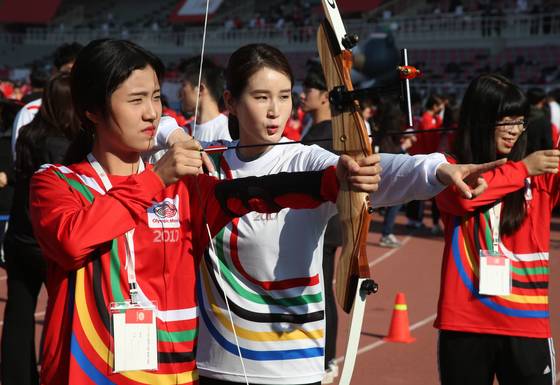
[317,3,373,315]
[317,1,377,384]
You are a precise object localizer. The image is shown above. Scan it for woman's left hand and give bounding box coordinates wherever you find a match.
[436,158,507,199]
[336,154,382,193]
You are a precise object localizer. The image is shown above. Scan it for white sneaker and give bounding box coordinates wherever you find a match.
[322,361,339,384]
[379,234,401,248]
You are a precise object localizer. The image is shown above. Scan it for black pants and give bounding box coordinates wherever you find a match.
[322,244,338,369]
[438,330,555,385]
[431,198,440,225]
[199,376,320,385]
[1,239,46,385]
[406,200,424,222]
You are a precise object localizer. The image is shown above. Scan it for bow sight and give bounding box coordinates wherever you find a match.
[328,48,422,128]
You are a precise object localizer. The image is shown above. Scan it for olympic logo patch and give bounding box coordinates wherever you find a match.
[147,196,180,228]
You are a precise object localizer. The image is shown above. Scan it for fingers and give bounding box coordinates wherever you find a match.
[524,150,560,176]
[358,153,381,167]
[470,177,488,198]
[338,155,382,176]
[167,128,193,147]
[347,175,380,192]
[173,139,202,151]
[542,149,560,157]
[449,174,473,199]
[337,154,359,174]
[337,154,382,193]
[467,158,507,174]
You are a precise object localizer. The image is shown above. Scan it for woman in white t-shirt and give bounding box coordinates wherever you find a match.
[196,43,505,385]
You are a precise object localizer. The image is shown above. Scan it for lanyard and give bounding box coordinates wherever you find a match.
[87,153,145,303]
[487,202,502,254]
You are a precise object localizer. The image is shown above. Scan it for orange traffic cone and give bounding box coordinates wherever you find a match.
[383,292,416,343]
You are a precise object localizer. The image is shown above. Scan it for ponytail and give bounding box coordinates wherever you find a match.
[228,114,240,140]
[63,125,94,165]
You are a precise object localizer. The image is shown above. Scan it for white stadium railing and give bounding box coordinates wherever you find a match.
[0,11,557,54]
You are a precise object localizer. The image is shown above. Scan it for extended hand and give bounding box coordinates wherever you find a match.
[436,158,507,199]
[522,149,560,176]
[153,140,206,186]
[0,171,7,188]
[336,154,382,193]
[167,130,215,174]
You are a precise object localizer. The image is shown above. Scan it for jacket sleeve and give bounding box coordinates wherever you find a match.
[371,153,446,208]
[29,167,165,271]
[436,160,529,216]
[534,168,560,210]
[189,166,339,241]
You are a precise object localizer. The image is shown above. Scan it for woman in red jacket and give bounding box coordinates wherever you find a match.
[28,39,379,385]
[435,74,560,385]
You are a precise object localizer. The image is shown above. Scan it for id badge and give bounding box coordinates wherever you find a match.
[110,301,158,372]
[479,250,511,296]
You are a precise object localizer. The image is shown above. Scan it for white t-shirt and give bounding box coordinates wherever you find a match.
[188,113,231,142]
[11,98,42,159]
[197,138,446,384]
[549,100,560,134]
[148,114,231,163]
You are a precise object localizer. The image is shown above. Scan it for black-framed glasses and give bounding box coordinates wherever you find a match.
[495,120,528,132]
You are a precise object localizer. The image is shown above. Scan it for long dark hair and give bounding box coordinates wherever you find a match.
[15,73,80,178]
[64,39,164,164]
[452,74,529,235]
[225,44,294,140]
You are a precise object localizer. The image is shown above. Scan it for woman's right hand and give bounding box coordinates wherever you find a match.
[0,171,7,188]
[153,140,206,186]
[522,149,560,176]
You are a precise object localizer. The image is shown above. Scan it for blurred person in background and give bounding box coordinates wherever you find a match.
[375,97,416,248]
[161,94,188,127]
[11,42,83,159]
[407,94,445,233]
[282,92,304,141]
[1,72,81,385]
[300,61,342,381]
[548,89,560,137]
[526,87,553,153]
[21,64,49,105]
[0,95,19,266]
[179,55,231,142]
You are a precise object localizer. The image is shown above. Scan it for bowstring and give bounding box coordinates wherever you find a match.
[190,0,209,140]
[195,1,249,384]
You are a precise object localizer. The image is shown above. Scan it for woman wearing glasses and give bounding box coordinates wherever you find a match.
[435,74,560,385]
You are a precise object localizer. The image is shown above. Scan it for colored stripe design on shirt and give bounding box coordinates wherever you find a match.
[214,226,323,307]
[197,261,324,361]
[202,249,324,324]
[228,217,320,290]
[451,216,549,318]
[201,258,323,342]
